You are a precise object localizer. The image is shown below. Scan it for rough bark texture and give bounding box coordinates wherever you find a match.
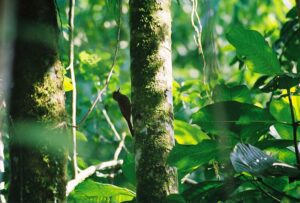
[130,0,178,202]
[8,0,67,202]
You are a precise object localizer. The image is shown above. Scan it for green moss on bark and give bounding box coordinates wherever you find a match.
[9,0,67,202]
[130,0,178,202]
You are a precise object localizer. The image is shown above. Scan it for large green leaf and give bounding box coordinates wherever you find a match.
[69,180,135,203]
[226,24,281,75]
[212,84,251,103]
[272,123,300,141]
[168,140,219,174]
[192,101,276,143]
[255,139,295,150]
[183,179,240,202]
[174,120,209,144]
[270,95,300,123]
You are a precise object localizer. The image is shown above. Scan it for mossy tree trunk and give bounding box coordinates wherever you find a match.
[8,0,67,202]
[130,0,178,202]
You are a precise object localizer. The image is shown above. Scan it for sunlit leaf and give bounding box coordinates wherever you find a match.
[79,51,101,65]
[63,76,73,92]
[69,179,135,202]
[174,120,209,144]
[226,24,281,75]
[76,131,88,142]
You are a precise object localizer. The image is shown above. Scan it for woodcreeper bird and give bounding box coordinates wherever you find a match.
[112,88,134,136]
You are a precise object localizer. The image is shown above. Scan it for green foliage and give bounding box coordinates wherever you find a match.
[212,84,251,103]
[68,180,135,202]
[166,4,300,203]
[174,120,209,144]
[192,101,276,143]
[168,140,219,175]
[29,0,299,202]
[226,24,282,75]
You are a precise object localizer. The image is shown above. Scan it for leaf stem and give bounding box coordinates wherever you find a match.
[258,179,300,201]
[287,88,300,168]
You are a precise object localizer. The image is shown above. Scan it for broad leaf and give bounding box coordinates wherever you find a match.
[260,73,300,92]
[263,176,289,191]
[272,124,300,141]
[226,24,281,75]
[192,101,276,143]
[168,140,219,174]
[69,180,135,203]
[255,139,295,150]
[270,94,300,123]
[212,84,251,103]
[174,120,209,145]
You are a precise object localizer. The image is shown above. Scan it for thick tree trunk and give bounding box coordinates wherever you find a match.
[8,0,67,202]
[130,1,178,202]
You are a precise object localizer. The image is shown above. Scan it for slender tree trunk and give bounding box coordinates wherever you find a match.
[8,0,67,202]
[0,0,15,202]
[130,1,178,202]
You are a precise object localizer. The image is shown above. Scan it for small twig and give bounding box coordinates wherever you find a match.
[254,182,281,202]
[287,88,300,167]
[114,132,127,161]
[66,159,123,196]
[96,171,122,178]
[246,176,281,202]
[102,107,121,141]
[181,176,198,185]
[68,0,78,178]
[258,179,300,201]
[77,0,122,126]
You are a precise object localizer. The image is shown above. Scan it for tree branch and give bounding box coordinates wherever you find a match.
[66,160,123,196]
[114,132,127,161]
[102,107,121,141]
